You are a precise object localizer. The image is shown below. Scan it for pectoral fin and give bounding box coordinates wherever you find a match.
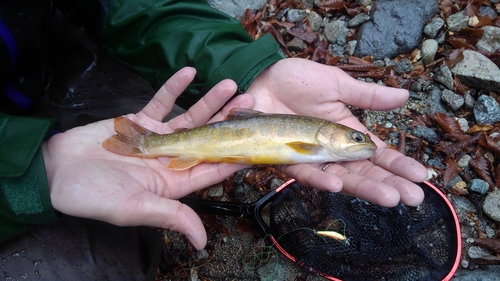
[286,142,323,155]
[167,157,201,170]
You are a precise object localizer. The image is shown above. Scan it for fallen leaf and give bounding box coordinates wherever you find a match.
[444,48,465,69]
[479,134,500,157]
[471,237,500,254]
[286,28,317,44]
[318,0,346,12]
[469,152,496,190]
[443,158,460,186]
[436,133,481,156]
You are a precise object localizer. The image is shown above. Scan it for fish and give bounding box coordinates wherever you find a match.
[102,109,377,170]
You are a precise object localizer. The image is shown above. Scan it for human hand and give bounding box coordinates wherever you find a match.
[41,67,254,250]
[247,58,427,207]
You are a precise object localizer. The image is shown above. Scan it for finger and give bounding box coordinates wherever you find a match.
[277,163,343,192]
[139,67,197,121]
[321,162,402,207]
[123,193,208,250]
[166,79,238,130]
[340,160,425,206]
[370,146,428,182]
[334,70,410,110]
[166,162,248,198]
[209,93,255,122]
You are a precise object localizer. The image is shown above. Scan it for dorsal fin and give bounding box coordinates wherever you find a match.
[225,108,264,120]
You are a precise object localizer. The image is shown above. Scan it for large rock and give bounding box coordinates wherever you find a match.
[452,50,500,93]
[354,0,439,59]
[207,0,267,20]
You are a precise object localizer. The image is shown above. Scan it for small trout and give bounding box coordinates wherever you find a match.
[103,109,376,170]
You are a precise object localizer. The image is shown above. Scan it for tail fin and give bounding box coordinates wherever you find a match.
[103,117,151,156]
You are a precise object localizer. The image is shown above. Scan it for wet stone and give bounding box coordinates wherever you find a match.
[466,179,489,195]
[456,118,469,132]
[421,39,438,65]
[473,95,500,125]
[307,11,323,31]
[286,38,307,52]
[464,91,475,109]
[468,246,492,259]
[446,11,469,32]
[476,26,500,53]
[423,17,444,38]
[286,9,308,23]
[457,155,472,169]
[347,13,370,28]
[324,20,349,45]
[412,126,438,143]
[483,189,500,223]
[425,86,448,116]
[395,58,413,74]
[452,50,500,92]
[328,43,345,56]
[345,40,357,56]
[441,89,464,111]
[354,0,438,59]
[208,185,224,197]
[410,81,423,92]
[434,64,454,90]
[196,249,209,260]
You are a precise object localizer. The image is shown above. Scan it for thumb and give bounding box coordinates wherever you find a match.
[127,194,207,250]
[336,70,409,110]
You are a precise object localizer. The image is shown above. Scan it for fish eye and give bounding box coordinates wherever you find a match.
[351,131,365,142]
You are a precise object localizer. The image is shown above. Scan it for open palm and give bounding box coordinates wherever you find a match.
[41,67,253,249]
[247,58,427,207]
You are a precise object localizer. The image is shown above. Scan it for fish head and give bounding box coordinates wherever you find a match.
[317,124,377,161]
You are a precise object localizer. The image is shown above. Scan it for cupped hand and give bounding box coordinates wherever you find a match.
[247,58,427,207]
[42,67,254,250]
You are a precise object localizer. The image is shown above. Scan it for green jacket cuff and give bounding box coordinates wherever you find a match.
[0,114,59,243]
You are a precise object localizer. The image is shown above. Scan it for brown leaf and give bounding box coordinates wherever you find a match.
[443,158,460,186]
[383,75,401,88]
[445,48,465,69]
[436,133,481,156]
[440,0,454,18]
[318,0,346,12]
[475,15,495,28]
[470,255,500,265]
[397,131,406,155]
[286,28,317,44]
[478,134,500,157]
[459,28,485,45]
[433,112,468,141]
[447,38,476,50]
[468,124,494,133]
[469,152,496,190]
[454,74,468,95]
[471,238,500,255]
[266,23,287,47]
[336,64,378,71]
[347,56,373,65]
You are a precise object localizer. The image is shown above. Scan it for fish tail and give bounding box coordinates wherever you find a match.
[103,117,151,156]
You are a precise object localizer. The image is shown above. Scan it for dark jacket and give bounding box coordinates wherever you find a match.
[0,0,284,243]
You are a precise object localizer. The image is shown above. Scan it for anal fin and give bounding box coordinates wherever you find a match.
[167,157,201,170]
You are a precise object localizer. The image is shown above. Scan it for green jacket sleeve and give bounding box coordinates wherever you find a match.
[0,113,59,244]
[102,0,284,109]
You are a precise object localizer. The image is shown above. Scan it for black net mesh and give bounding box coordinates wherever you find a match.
[269,183,458,281]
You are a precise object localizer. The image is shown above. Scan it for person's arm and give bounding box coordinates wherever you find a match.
[0,113,59,243]
[102,0,284,109]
